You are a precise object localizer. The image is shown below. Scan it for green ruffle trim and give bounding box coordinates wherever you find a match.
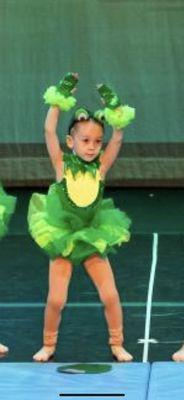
[104,105,135,129]
[43,86,76,111]
[63,153,100,178]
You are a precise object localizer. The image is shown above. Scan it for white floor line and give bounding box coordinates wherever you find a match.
[0,302,145,308]
[0,301,183,308]
[142,232,158,363]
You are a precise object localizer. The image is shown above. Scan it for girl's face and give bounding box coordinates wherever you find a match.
[67,120,104,162]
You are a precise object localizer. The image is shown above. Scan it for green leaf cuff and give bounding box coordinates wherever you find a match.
[104,105,135,129]
[43,86,76,111]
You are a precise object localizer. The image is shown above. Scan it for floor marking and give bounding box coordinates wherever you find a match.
[142,233,158,362]
[138,338,158,344]
[0,301,183,308]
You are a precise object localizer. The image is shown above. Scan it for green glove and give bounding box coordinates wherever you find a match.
[57,72,78,97]
[43,72,78,111]
[97,84,121,109]
[96,83,135,129]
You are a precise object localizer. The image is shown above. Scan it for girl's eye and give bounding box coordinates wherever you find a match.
[83,139,89,143]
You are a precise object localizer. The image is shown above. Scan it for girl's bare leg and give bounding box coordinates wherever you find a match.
[172,344,184,362]
[84,254,133,362]
[33,257,73,362]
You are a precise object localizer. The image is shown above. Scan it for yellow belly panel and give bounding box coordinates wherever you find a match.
[65,169,101,207]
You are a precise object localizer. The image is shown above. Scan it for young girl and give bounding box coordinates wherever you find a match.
[28,73,135,362]
[0,184,17,355]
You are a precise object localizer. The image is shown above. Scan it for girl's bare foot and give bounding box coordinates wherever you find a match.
[111,346,133,362]
[33,346,55,362]
[172,345,184,362]
[0,343,9,354]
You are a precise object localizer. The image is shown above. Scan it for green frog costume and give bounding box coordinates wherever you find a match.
[28,152,131,264]
[28,73,135,264]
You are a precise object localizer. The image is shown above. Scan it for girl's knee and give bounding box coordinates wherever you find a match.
[47,294,67,311]
[84,254,105,268]
[100,287,120,307]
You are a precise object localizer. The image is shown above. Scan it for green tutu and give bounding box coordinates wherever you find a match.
[28,154,130,263]
[28,153,131,264]
[0,185,16,239]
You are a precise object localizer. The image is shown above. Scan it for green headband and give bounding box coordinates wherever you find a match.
[74,107,105,124]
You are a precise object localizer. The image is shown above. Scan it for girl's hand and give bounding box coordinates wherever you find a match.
[96,83,121,109]
[57,72,79,97]
[96,83,135,129]
[43,72,78,112]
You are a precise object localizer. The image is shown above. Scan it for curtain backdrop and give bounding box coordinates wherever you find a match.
[0,0,183,185]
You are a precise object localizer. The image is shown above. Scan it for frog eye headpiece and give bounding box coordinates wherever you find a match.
[74,107,91,121]
[68,107,104,135]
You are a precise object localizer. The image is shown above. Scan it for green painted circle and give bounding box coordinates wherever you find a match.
[57,363,112,374]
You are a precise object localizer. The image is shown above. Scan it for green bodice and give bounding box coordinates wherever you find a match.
[47,153,104,226]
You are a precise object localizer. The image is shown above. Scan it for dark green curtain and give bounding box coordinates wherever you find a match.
[0,0,183,184]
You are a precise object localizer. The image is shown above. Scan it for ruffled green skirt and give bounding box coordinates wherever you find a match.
[28,182,131,264]
[0,185,16,239]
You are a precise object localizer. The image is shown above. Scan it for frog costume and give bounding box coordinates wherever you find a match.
[0,185,16,239]
[28,73,135,264]
[28,152,131,264]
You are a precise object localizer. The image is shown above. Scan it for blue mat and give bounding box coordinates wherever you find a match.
[0,362,150,400]
[148,362,184,400]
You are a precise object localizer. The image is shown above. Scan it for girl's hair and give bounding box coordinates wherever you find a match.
[68,108,104,135]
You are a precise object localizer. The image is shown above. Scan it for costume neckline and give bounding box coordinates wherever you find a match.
[63,152,100,178]
[72,151,100,164]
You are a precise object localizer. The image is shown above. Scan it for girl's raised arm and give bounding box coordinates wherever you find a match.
[44,106,63,178]
[97,83,135,177]
[43,73,78,181]
[100,129,124,176]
